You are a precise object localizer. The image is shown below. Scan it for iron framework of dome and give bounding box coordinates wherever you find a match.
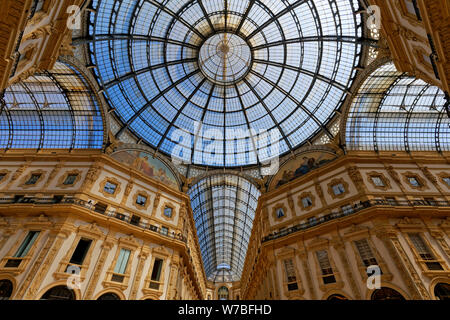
[0,61,105,150]
[345,62,450,153]
[188,174,260,282]
[86,0,364,167]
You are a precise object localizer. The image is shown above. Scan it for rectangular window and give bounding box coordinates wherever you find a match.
[332,183,345,196]
[114,248,131,274]
[407,176,421,187]
[150,258,164,290]
[284,259,298,291]
[284,259,297,283]
[302,197,313,208]
[69,239,92,265]
[136,195,147,206]
[386,197,397,206]
[276,208,285,218]
[25,174,41,185]
[354,239,379,268]
[316,250,336,284]
[161,226,169,236]
[371,176,385,187]
[308,216,317,226]
[63,174,78,185]
[443,177,450,187]
[93,202,107,214]
[130,215,141,226]
[164,207,173,218]
[104,182,117,194]
[14,231,40,258]
[408,233,443,270]
[424,197,436,206]
[341,204,354,215]
[151,258,163,282]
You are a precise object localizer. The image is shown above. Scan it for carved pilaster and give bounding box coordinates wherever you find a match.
[167,254,181,300]
[298,250,317,300]
[43,162,64,189]
[15,232,58,299]
[374,228,428,299]
[314,180,327,207]
[121,180,134,205]
[83,239,114,300]
[331,238,362,299]
[129,249,149,300]
[430,231,450,259]
[24,230,70,299]
[151,193,161,217]
[0,228,15,253]
[6,162,31,189]
[82,162,103,191]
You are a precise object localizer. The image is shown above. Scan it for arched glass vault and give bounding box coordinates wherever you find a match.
[188,174,261,282]
[0,61,105,150]
[86,0,364,167]
[345,62,449,153]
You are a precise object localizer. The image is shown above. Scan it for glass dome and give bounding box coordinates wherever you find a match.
[87,0,363,167]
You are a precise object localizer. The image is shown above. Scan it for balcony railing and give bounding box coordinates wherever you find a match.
[0,197,187,243]
[262,199,450,243]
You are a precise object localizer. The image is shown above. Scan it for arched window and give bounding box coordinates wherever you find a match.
[434,283,450,300]
[327,294,348,301]
[0,280,13,300]
[371,287,405,300]
[97,292,121,300]
[40,285,75,300]
[346,62,449,153]
[1,61,105,150]
[218,286,229,300]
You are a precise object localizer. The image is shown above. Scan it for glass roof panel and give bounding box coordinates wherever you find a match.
[87,0,363,167]
[188,174,261,282]
[1,62,104,150]
[346,62,450,153]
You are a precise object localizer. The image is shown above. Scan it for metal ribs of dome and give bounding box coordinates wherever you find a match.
[86,0,364,168]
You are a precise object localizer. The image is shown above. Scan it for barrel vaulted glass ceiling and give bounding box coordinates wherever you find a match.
[0,62,104,150]
[86,0,364,167]
[346,62,450,153]
[188,174,260,282]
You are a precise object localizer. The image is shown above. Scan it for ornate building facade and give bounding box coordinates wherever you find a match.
[0,0,449,300]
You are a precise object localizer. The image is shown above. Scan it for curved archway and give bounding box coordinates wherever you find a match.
[371,287,406,300]
[327,294,348,301]
[218,286,229,300]
[344,61,449,153]
[1,61,105,150]
[40,285,76,300]
[0,279,13,300]
[97,292,121,300]
[433,283,450,300]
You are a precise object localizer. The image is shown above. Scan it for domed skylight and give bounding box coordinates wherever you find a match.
[87,0,363,167]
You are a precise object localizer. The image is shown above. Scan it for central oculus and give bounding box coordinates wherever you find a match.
[198,33,252,85]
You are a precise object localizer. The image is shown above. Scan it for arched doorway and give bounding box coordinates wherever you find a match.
[40,285,75,300]
[327,294,348,301]
[218,286,229,300]
[97,292,121,300]
[0,280,13,300]
[434,283,450,300]
[371,287,405,300]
